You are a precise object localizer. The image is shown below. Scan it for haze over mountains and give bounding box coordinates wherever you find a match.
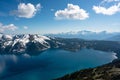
[47,30,120,41]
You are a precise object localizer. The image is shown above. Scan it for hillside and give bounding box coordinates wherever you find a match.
[56,60,120,80]
[107,35,120,41]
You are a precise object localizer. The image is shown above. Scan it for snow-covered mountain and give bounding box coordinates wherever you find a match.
[46,30,120,40]
[0,34,54,55]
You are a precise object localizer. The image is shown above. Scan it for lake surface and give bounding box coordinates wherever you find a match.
[0,48,117,80]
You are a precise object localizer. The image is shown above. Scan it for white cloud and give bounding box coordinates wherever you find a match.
[103,0,120,3]
[0,23,18,32]
[93,0,120,15]
[23,26,28,29]
[11,3,41,18]
[55,4,89,20]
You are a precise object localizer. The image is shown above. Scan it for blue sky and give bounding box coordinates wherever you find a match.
[0,0,120,34]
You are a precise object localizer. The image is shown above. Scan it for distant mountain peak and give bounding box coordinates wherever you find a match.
[46,30,120,40]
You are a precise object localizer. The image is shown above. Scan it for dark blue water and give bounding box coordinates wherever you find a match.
[0,49,117,80]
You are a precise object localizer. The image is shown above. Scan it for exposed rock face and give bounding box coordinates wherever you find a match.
[0,34,52,54]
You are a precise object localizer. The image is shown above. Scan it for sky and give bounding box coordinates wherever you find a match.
[0,0,120,34]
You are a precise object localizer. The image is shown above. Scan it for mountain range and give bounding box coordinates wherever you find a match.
[46,30,120,41]
[106,35,120,41]
[0,34,120,56]
[0,34,53,55]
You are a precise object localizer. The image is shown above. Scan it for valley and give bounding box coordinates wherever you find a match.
[0,34,120,80]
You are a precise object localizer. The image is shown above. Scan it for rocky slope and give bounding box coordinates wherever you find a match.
[0,34,53,55]
[55,60,120,80]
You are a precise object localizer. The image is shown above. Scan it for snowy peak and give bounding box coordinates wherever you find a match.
[0,34,50,43]
[1,34,12,41]
[0,34,51,54]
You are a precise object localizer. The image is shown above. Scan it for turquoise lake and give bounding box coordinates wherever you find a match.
[0,48,117,80]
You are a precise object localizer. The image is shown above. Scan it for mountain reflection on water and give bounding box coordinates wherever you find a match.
[0,49,117,80]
